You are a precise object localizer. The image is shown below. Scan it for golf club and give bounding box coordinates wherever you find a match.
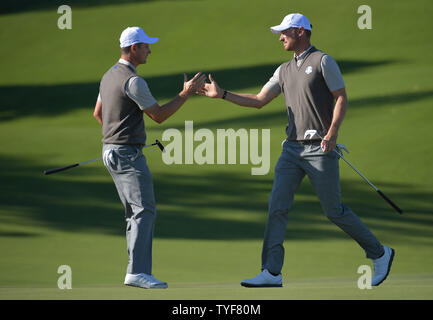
[303,130,403,214]
[44,139,165,175]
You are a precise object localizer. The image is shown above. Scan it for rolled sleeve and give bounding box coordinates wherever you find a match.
[263,65,282,95]
[321,55,345,92]
[125,76,157,110]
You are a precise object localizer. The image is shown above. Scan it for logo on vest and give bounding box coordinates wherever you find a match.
[305,66,313,74]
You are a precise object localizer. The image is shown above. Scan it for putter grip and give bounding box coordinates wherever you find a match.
[377,189,403,214]
[44,163,79,175]
[155,139,165,152]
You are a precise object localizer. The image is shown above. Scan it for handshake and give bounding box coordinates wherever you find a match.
[179,72,224,99]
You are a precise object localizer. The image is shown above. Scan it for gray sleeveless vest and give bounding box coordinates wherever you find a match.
[279,47,334,141]
[100,63,146,145]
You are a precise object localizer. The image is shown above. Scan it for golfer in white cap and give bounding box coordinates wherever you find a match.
[199,14,394,287]
[93,27,205,289]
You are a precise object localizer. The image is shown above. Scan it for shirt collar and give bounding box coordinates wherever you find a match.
[294,45,314,61]
[118,58,137,73]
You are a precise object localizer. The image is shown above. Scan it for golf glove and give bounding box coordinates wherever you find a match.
[103,149,116,167]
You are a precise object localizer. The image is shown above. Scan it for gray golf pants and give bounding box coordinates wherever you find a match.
[261,141,384,275]
[103,144,156,275]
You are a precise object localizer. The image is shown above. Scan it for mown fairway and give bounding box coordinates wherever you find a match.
[0,0,432,299]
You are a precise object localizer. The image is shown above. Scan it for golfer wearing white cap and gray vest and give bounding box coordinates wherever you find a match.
[199,13,394,287]
[93,27,205,289]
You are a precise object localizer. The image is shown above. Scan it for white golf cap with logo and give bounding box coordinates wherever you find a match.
[119,27,159,48]
[270,13,312,34]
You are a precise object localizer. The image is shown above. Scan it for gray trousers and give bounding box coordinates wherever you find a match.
[103,144,156,275]
[262,141,384,275]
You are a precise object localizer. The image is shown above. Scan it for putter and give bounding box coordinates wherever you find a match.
[303,130,403,214]
[44,139,165,175]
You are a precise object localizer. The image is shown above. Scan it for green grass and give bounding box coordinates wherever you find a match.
[0,0,432,300]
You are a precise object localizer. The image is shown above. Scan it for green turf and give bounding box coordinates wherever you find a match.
[0,0,432,300]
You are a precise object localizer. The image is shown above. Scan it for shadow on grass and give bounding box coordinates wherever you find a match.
[149,89,433,132]
[0,0,187,15]
[0,59,404,122]
[0,155,432,244]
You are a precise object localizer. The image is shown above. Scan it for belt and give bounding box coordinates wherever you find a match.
[292,140,322,145]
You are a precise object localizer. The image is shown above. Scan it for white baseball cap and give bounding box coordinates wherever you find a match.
[270,13,312,34]
[119,27,159,48]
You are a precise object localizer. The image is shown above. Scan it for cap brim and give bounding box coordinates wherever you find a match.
[270,25,289,34]
[145,37,159,44]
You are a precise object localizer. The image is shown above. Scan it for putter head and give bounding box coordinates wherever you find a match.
[155,139,166,153]
[336,144,349,154]
[304,130,319,140]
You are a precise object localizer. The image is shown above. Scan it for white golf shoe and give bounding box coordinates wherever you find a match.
[371,245,395,286]
[124,273,168,289]
[241,269,282,287]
